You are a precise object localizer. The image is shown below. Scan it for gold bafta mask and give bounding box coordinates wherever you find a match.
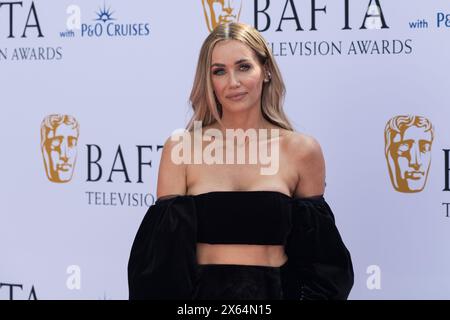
[40,114,79,183]
[384,115,434,193]
[202,0,242,32]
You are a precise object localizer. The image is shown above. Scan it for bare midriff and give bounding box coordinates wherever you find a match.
[196,243,288,267]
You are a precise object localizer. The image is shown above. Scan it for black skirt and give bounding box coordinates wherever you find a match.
[192,263,287,300]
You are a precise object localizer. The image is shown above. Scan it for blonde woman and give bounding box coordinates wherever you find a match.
[128,22,353,300]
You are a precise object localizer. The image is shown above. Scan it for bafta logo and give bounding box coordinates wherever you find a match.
[202,0,242,32]
[384,115,434,193]
[40,114,80,183]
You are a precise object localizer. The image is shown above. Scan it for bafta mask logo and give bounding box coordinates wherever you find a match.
[202,0,242,32]
[40,114,80,183]
[384,115,434,193]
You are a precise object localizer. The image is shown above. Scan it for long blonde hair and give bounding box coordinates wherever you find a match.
[187,22,293,131]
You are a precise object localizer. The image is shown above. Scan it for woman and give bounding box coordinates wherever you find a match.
[128,22,354,300]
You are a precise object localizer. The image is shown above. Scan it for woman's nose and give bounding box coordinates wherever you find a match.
[228,72,241,88]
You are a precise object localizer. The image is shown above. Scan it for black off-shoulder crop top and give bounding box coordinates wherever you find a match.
[193,191,292,245]
[128,191,354,300]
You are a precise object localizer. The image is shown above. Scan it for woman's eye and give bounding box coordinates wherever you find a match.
[240,64,251,71]
[213,69,225,75]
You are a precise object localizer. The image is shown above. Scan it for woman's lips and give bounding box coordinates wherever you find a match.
[227,92,247,101]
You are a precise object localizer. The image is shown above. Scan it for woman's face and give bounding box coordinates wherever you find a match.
[210,40,266,115]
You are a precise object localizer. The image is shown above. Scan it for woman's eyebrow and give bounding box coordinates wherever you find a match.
[211,58,250,68]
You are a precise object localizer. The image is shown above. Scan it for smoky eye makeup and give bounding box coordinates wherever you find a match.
[212,68,225,75]
[212,63,252,76]
[239,63,251,71]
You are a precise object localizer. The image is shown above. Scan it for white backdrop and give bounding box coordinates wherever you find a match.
[1,0,450,299]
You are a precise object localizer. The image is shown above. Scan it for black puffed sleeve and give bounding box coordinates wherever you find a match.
[282,196,354,300]
[127,196,197,299]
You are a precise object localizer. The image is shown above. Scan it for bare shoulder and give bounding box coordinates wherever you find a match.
[156,135,188,199]
[282,131,323,160]
[284,131,326,198]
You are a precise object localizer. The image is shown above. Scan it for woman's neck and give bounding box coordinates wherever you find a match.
[219,108,271,131]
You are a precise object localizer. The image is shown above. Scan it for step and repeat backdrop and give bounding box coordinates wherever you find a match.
[1,0,449,299]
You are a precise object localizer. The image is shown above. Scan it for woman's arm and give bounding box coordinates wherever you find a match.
[156,136,188,199]
[283,133,354,300]
[291,133,326,198]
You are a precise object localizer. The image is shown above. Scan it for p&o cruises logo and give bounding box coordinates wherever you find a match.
[61,3,150,39]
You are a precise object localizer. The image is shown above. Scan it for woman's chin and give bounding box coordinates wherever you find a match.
[222,101,257,113]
